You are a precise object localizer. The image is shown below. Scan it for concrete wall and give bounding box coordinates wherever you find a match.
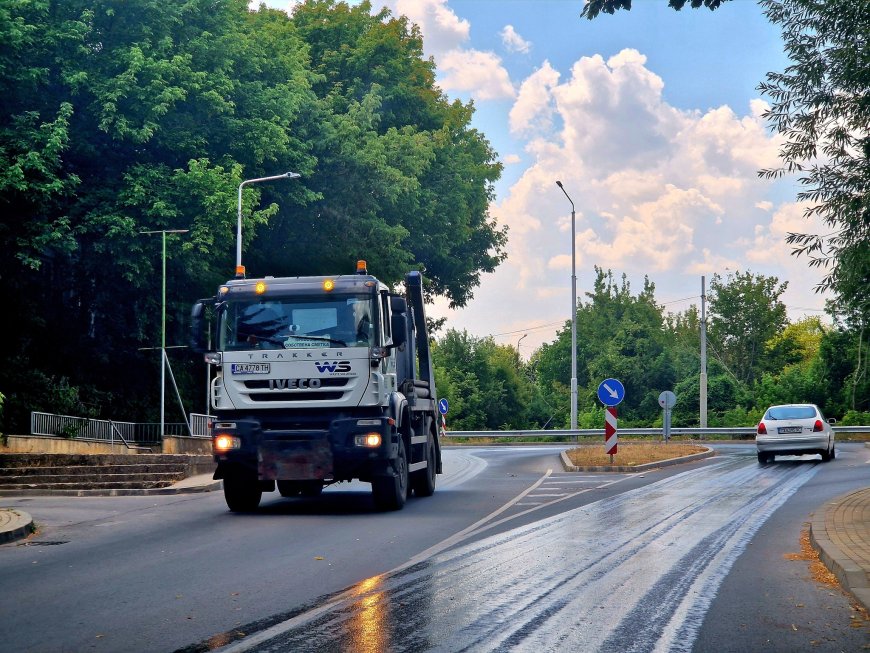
[1,434,212,456]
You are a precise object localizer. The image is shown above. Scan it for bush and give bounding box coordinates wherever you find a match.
[839,410,870,426]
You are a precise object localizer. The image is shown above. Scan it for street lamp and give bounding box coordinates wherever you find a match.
[140,229,189,437]
[555,180,578,431]
[236,171,301,277]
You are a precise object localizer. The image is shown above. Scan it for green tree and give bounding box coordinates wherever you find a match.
[433,330,533,431]
[581,0,728,20]
[757,0,870,325]
[707,271,788,386]
[0,0,507,432]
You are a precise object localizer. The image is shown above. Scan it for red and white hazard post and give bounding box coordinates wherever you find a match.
[605,406,618,463]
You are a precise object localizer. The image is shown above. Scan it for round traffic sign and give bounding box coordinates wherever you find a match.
[658,390,676,409]
[597,378,625,406]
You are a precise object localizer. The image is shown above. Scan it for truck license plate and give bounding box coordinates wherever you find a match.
[231,363,271,375]
[777,426,802,434]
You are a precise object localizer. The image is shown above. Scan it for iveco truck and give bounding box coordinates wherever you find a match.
[190,261,442,511]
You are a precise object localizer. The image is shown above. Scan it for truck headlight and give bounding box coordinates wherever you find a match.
[355,433,382,447]
[214,435,241,451]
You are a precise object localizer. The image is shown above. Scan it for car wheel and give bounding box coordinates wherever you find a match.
[830,443,836,460]
[757,452,770,465]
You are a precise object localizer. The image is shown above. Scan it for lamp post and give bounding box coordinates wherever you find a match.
[140,229,189,437]
[236,171,301,277]
[555,180,578,431]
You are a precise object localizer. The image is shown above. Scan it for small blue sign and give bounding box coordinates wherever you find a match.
[597,378,625,406]
[438,398,449,415]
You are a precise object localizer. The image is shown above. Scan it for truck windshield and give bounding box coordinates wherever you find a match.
[219,294,376,351]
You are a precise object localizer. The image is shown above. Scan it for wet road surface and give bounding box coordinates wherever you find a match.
[206,455,825,652]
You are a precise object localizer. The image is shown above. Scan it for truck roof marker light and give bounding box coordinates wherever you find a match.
[235,265,246,279]
[356,260,368,275]
[323,279,335,292]
[254,281,267,294]
[219,286,230,296]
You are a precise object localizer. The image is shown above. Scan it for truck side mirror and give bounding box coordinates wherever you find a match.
[391,313,407,347]
[190,300,210,353]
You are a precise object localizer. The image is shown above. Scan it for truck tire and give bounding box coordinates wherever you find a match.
[411,436,437,497]
[372,437,408,511]
[223,477,262,512]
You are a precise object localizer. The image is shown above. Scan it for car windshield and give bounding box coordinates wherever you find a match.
[765,406,817,420]
[218,294,376,351]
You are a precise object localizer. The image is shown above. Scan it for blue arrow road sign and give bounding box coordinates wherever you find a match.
[597,378,625,406]
[438,398,449,415]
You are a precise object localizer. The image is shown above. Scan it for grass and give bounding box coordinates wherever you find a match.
[565,442,709,467]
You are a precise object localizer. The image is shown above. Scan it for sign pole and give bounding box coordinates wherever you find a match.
[605,406,618,463]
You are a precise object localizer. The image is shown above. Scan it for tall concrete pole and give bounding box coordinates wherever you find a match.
[700,276,708,428]
[556,181,578,431]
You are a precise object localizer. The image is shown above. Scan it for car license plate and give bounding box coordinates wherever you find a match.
[231,363,271,375]
[777,426,803,434]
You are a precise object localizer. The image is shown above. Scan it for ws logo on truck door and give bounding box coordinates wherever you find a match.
[315,360,353,375]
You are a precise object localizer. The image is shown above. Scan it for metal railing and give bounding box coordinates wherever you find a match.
[31,412,182,445]
[189,413,213,438]
[443,425,869,440]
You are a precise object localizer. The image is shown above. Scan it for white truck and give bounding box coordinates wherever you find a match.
[190,262,441,511]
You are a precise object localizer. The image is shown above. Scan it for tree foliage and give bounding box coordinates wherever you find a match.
[581,0,728,20]
[0,0,505,432]
[757,0,870,325]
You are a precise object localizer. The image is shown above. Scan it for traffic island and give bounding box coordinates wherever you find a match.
[0,508,34,544]
[560,443,715,472]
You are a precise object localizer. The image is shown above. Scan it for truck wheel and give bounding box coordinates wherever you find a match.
[223,477,262,512]
[411,438,437,498]
[372,437,408,511]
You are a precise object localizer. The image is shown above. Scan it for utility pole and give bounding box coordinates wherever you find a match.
[700,276,708,428]
[140,229,189,437]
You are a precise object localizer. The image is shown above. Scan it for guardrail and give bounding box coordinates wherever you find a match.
[444,425,869,439]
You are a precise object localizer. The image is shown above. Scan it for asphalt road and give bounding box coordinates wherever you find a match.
[0,443,867,652]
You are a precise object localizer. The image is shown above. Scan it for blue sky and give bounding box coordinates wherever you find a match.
[261,1,828,356]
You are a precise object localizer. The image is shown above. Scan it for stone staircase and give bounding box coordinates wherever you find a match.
[0,453,215,496]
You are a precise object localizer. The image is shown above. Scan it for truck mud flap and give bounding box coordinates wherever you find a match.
[258,440,333,481]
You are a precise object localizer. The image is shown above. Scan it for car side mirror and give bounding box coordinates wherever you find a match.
[827,417,837,425]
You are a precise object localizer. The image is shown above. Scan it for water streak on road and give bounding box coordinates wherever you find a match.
[216,457,819,652]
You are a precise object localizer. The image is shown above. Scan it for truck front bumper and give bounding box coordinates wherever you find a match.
[212,416,397,481]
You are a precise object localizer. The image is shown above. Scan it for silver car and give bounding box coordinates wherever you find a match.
[756,403,836,464]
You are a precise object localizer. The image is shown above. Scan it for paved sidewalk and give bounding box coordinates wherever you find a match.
[0,473,221,544]
[809,486,870,611]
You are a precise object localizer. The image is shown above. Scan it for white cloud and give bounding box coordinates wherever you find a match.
[503,154,522,164]
[379,0,515,102]
[390,0,470,54]
[510,61,560,136]
[431,47,828,351]
[438,49,516,100]
[501,25,531,54]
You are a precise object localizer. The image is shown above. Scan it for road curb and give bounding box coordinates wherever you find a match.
[0,508,34,544]
[808,490,870,612]
[560,446,715,473]
[0,479,221,498]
